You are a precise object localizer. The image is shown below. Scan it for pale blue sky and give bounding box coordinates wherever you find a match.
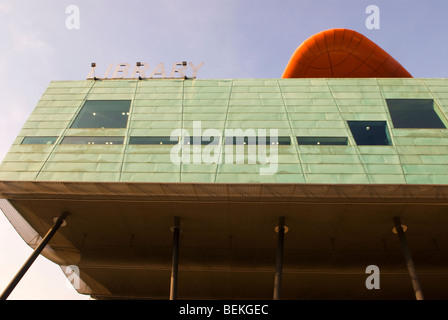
[0,0,447,300]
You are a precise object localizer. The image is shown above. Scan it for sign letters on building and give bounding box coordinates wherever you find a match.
[87,62,205,80]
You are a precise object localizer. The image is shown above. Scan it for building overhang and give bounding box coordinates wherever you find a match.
[1,180,448,299]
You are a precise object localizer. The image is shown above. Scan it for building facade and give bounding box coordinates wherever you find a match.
[1,77,448,299]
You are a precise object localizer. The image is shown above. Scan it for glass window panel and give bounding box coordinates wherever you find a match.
[71,100,131,128]
[224,136,291,145]
[61,136,124,145]
[347,121,392,146]
[297,137,348,145]
[129,136,178,145]
[21,136,58,145]
[225,136,256,146]
[386,99,446,129]
[266,136,291,145]
[185,136,220,145]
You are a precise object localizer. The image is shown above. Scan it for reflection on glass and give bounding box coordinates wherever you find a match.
[61,136,124,145]
[185,136,220,145]
[386,99,446,129]
[224,136,290,145]
[71,100,131,128]
[21,137,58,145]
[129,136,178,145]
[347,121,391,146]
[297,137,348,145]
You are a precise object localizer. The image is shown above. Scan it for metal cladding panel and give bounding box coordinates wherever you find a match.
[0,78,448,184]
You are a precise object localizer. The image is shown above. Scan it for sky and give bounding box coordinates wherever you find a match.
[0,0,447,300]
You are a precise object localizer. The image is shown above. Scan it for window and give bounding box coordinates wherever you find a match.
[129,136,178,145]
[347,121,391,146]
[185,136,220,145]
[61,136,124,145]
[21,136,58,145]
[386,99,446,129]
[71,100,131,128]
[224,136,291,145]
[297,137,348,145]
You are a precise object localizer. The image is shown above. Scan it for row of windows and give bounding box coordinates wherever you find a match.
[66,99,447,130]
[19,131,382,147]
[21,119,394,146]
[22,136,293,146]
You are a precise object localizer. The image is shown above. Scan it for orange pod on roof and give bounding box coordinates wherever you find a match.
[282,28,412,78]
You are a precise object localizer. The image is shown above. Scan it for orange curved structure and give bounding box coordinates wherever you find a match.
[282,28,412,78]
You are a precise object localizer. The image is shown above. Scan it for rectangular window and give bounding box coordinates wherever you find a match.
[386,99,446,129]
[61,136,124,145]
[129,136,178,145]
[71,100,131,128]
[185,136,220,145]
[21,136,58,145]
[297,137,348,145]
[347,121,391,146]
[224,136,291,145]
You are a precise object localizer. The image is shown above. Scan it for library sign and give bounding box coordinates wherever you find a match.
[87,61,205,80]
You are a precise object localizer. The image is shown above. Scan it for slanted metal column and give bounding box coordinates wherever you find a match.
[169,216,180,300]
[0,212,69,300]
[393,216,424,300]
[273,216,286,300]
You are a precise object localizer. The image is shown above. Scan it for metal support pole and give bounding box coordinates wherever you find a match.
[0,212,69,300]
[169,216,180,300]
[273,216,285,300]
[393,216,424,300]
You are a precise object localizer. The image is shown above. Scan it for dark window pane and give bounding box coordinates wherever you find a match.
[297,137,348,145]
[347,121,392,146]
[129,136,178,145]
[386,99,446,129]
[71,100,131,128]
[61,136,124,145]
[265,136,291,145]
[224,136,291,145]
[21,136,58,145]
[225,136,256,145]
[185,136,220,145]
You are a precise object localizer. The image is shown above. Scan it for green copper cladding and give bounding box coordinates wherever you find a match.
[1,78,448,184]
